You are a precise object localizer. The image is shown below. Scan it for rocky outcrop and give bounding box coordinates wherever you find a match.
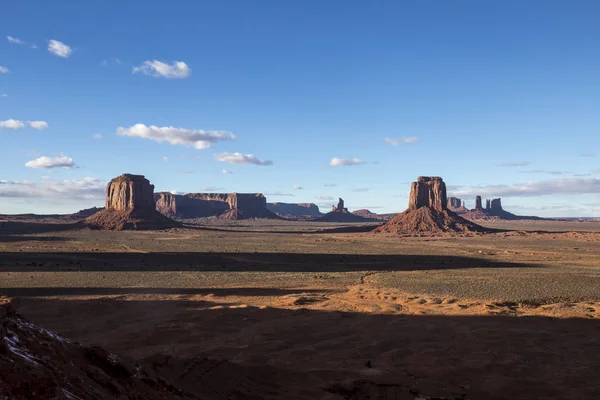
[490,198,502,212]
[408,176,447,212]
[85,174,179,230]
[154,192,278,220]
[447,197,462,209]
[0,295,194,399]
[316,198,374,222]
[105,174,155,211]
[461,196,543,221]
[267,202,323,219]
[376,177,486,235]
[475,196,483,210]
[351,209,396,221]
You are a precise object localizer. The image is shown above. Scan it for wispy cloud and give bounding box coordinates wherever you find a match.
[179,170,195,174]
[48,39,72,58]
[452,178,600,197]
[329,157,365,167]
[92,134,103,140]
[315,195,334,200]
[117,123,235,149]
[201,186,224,191]
[580,152,595,158]
[28,121,49,130]
[499,160,530,167]
[265,191,294,197]
[521,169,565,176]
[352,188,369,192]
[384,136,421,146]
[1,94,7,97]
[222,169,233,174]
[101,58,122,66]
[25,156,75,169]
[133,60,191,79]
[215,152,273,166]
[0,66,9,74]
[7,36,36,48]
[0,177,104,200]
[162,156,169,162]
[324,184,337,187]
[292,184,303,190]
[0,119,25,130]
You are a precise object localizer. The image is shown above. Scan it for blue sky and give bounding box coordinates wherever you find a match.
[1,0,599,216]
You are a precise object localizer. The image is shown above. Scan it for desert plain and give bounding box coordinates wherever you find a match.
[2,217,600,399]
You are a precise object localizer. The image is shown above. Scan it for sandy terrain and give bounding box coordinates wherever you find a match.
[2,219,600,399]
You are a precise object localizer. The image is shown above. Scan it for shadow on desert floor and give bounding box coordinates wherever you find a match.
[0,250,538,273]
[11,295,600,400]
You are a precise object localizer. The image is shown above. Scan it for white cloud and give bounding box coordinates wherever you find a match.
[28,120,49,130]
[0,66,9,74]
[92,134,103,139]
[7,36,25,45]
[384,137,398,146]
[499,160,530,167]
[329,157,365,167]
[25,156,75,169]
[292,184,303,190]
[48,39,72,58]
[403,136,421,144]
[222,169,233,174]
[0,177,104,200]
[133,60,191,79]
[0,119,25,130]
[451,178,600,198]
[215,152,273,166]
[179,170,195,174]
[162,156,169,162]
[265,192,294,197]
[102,57,122,66]
[117,123,235,149]
[315,196,334,200]
[1,94,7,97]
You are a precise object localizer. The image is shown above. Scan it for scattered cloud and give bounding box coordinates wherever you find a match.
[215,152,273,166]
[384,137,398,146]
[329,157,365,167]
[101,58,122,66]
[117,123,235,149]
[451,178,600,197]
[324,184,337,187]
[7,36,25,45]
[179,170,195,174]
[1,94,7,97]
[574,173,592,177]
[92,134,103,140]
[315,196,334,200]
[265,192,294,197]
[521,169,565,176]
[0,177,104,200]
[0,119,25,130]
[25,156,75,169]
[162,156,169,162]
[580,152,595,158]
[352,188,369,192]
[499,161,530,167]
[48,39,72,58]
[221,169,233,174]
[403,136,421,144]
[593,168,600,174]
[201,186,224,191]
[133,60,191,79]
[292,184,303,190]
[28,120,49,130]
[0,66,9,74]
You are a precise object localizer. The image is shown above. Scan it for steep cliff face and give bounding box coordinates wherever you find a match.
[376,176,486,235]
[267,202,323,218]
[85,174,179,230]
[154,192,277,220]
[475,196,483,210]
[408,176,447,212]
[105,174,155,211]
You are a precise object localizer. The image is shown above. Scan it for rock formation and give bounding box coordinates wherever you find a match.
[375,177,486,235]
[475,196,483,210]
[490,198,502,212]
[408,177,447,212]
[85,174,179,230]
[154,192,278,220]
[267,202,323,219]
[447,197,462,209]
[351,209,396,221]
[460,196,543,221]
[316,198,374,222]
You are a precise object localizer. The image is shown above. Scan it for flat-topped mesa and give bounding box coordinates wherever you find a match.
[106,174,154,211]
[408,176,447,212]
[447,197,462,209]
[474,196,483,210]
[490,198,502,212]
[485,199,491,210]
